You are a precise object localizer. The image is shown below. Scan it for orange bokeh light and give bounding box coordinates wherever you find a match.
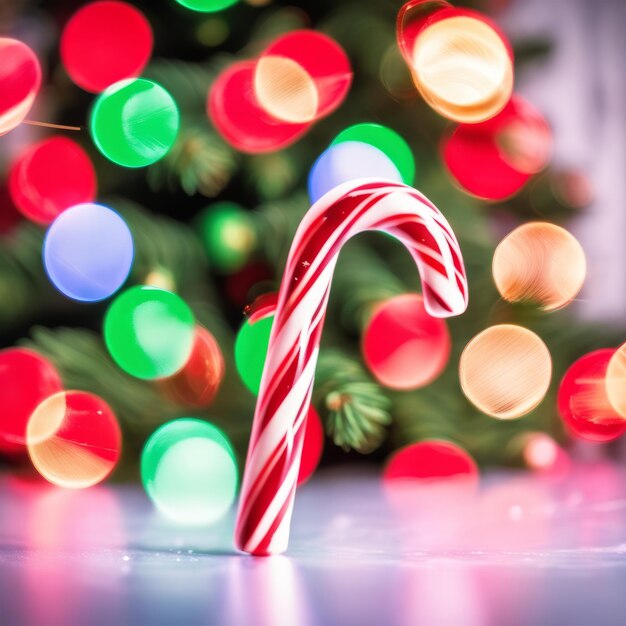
[459,325,552,419]
[492,222,586,312]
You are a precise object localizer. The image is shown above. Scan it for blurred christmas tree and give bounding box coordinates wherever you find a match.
[1,0,622,480]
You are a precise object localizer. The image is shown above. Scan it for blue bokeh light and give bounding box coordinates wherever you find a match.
[43,203,134,302]
[308,141,403,204]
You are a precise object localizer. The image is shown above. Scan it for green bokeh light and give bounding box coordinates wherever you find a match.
[141,418,238,525]
[331,123,415,184]
[90,78,180,168]
[196,202,256,273]
[234,314,273,395]
[104,286,195,380]
[175,0,238,13]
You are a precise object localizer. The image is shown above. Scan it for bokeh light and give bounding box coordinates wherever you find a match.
[104,286,195,380]
[60,1,153,93]
[308,141,403,204]
[196,201,257,273]
[297,407,324,486]
[409,11,513,123]
[159,325,225,407]
[26,391,121,489]
[175,0,238,12]
[0,38,42,135]
[141,418,238,525]
[383,439,478,485]
[362,294,450,390]
[605,342,626,419]
[0,348,63,455]
[9,136,97,225]
[331,123,415,185]
[521,432,570,476]
[558,349,626,442]
[235,313,273,395]
[459,325,552,419]
[443,95,552,199]
[90,78,180,167]
[396,0,450,66]
[225,261,274,308]
[492,222,586,311]
[254,56,318,124]
[43,203,134,302]
[208,61,310,153]
[258,30,352,121]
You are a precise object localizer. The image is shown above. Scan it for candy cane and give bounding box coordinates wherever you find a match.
[235,178,468,555]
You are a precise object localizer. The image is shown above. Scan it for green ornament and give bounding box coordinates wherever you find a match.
[141,418,238,525]
[331,123,415,184]
[175,0,238,12]
[196,202,256,273]
[234,314,273,395]
[90,78,180,168]
[104,286,195,380]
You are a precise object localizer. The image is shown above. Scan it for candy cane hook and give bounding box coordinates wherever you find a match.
[235,178,468,555]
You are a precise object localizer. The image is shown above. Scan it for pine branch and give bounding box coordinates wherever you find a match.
[20,326,255,457]
[147,121,240,198]
[0,222,69,333]
[243,147,303,201]
[252,192,310,272]
[314,349,392,453]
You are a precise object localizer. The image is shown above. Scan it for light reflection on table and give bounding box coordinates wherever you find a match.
[2,464,626,625]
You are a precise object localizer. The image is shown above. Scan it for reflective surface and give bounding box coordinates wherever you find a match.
[2,466,626,625]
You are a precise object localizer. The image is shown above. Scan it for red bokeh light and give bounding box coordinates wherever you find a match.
[0,348,63,455]
[397,2,514,67]
[244,292,279,324]
[0,38,42,135]
[225,260,274,308]
[396,0,451,66]
[9,136,97,225]
[27,391,122,488]
[442,95,551,200]
[259,30,352,120]
[159,325,225,407]
[362,293,451,390]
[558,349,626,442]
[61,1,153,93]
[208,60,311,154]
[383,439,478,484]
[297,407,325,486]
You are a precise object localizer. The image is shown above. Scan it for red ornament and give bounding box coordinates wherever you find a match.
[0,348,63,455]
[442,94,551,200]
[297,407,324,486]
[9,136,97,224]
[60,1,153,93]
[362,293,451,390]
[558,349,626,442]
[27,390,122,488]
[208,60,311,154]
[0,38,42,135]
[159,326,225,407]
[383,440,478,484]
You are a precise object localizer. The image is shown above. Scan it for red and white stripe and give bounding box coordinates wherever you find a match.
[235,178,468,555]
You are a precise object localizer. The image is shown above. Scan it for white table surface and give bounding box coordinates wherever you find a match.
[2,465,626,626]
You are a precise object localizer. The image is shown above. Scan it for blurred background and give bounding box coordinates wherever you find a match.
[1,0,625,487]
